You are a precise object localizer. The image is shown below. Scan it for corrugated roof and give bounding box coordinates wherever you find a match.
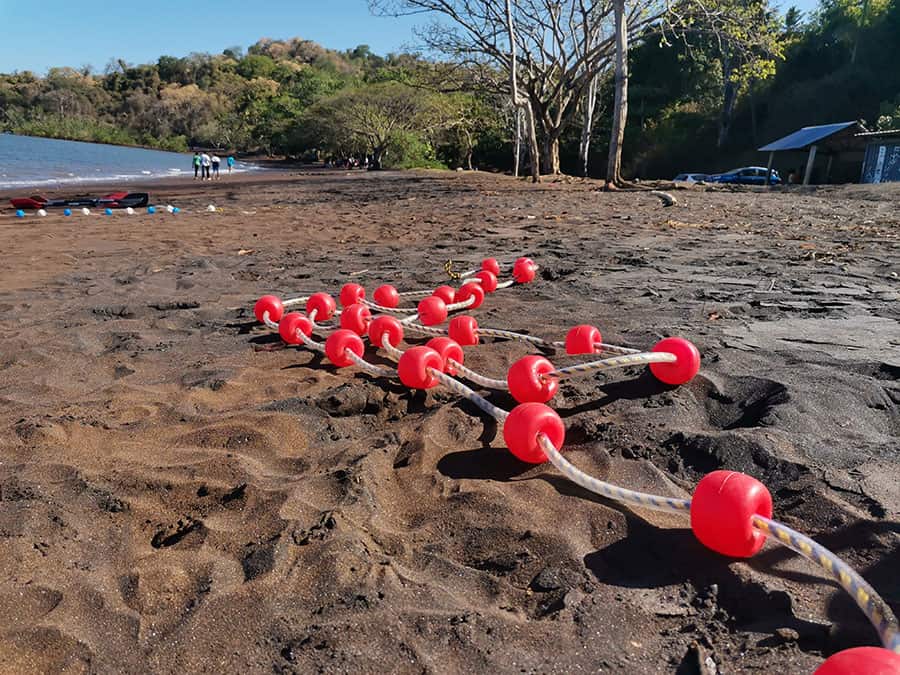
[758,121,859,152]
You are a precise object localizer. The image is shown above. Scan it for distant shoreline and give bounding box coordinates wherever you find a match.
[0,167,267,193]
[0,166,385,202]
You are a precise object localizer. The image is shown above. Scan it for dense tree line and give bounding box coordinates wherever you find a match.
[1,0,897,178]
[0,39,506,169]
[619,0,900,178]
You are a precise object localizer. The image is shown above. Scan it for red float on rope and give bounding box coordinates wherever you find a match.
[278,312,313,344]
[426,337,464,375]
[513,257,537,284]
[398,346,443,389]
[306,292,337,321]
[418,296,448,326]
[339,283,365,308]
[814,647,900,675]
[503,403,565,464]
[373,284,400,308]
[474,270,498,293]
[369,315,404,348]
[454,282,485,309]
[690,470,772,558]
[565,324,602,355]
[324,329,365,368]
[254,295,284,323]
[448,315,479,346]
[340,303,372,336]
[507,355,559,403]
[649,337,701,385]
[481,257,500,276]
[432,285,456,305]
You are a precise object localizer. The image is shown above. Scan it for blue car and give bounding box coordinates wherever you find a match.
[708,166,782,185]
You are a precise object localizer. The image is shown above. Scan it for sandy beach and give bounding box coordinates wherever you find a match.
[0,169,898,673]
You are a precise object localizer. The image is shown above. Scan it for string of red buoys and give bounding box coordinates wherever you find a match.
[251,255,900,675]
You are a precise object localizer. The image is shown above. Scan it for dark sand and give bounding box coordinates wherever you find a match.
[0,170,898,673]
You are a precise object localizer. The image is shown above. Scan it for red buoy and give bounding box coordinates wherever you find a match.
[339,283,365,308]
[432,285,456,305]
[503,403,565,464]
[324,329,365,368]
[481,257,500,276]
[278,312,313,345]
[690,470,772,558]
[454,282,485,309]
[565,325,601,355]
[306,292,337,321]
[649,337,701,385]
[369,315,404,349]
[513,257,536,284]
[254,295,284,323]
[373,284,400,308]
[507,355,559,403]
[397,346,443,389]
[417,296,449,326]
[339,303,372,336]
[448,315,479,346]
[475,270,498,293]
[814,647,900,675]
[426,337,464,374]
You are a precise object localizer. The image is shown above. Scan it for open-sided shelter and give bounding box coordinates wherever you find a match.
[758,121,868,185]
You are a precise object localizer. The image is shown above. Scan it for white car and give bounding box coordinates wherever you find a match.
[674,173,709,183]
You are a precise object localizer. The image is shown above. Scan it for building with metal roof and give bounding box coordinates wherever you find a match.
[859,129,900,183]
[757,121,868,185]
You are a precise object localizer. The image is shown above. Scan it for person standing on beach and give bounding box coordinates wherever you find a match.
[192,151,201,179]
[201,151,212,180]
[227,155,235,174]
[211,154,221,179]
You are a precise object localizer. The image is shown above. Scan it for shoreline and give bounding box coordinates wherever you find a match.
[0,168,271,195]
[0,166,338,204]
[0,133,303,194]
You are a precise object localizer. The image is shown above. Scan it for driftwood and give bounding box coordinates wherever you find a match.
[651,190,677,207]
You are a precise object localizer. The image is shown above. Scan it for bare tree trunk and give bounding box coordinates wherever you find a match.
[606,0,628,187]
[717,55,737,149]
[373,146,385,169]
[513,107,521,177]
[578,76,598,177]
[505,0,540,182]
[541,135,561,175]
[524,103,540,180]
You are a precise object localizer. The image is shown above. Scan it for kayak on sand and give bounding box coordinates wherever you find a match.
[9,192,150,209]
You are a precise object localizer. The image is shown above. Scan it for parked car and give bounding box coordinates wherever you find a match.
[673,173,709,183]
[708,166,782,185]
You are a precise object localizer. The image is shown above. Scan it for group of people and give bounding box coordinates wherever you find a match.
[324,156,372,170]
[192,151,235,180]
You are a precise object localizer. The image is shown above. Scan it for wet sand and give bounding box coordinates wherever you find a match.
[0,170,898,673]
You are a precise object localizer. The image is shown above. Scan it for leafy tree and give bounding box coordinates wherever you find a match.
[300,81,444,167]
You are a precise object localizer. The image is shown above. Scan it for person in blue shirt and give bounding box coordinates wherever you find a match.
[227,155,236,174]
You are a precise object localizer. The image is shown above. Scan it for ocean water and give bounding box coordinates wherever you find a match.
[0,134,259,189]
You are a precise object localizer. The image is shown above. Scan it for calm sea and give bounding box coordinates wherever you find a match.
[0,134,259,189]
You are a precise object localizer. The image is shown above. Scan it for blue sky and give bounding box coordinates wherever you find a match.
[0,0,818,74]
[0,0,423,73]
